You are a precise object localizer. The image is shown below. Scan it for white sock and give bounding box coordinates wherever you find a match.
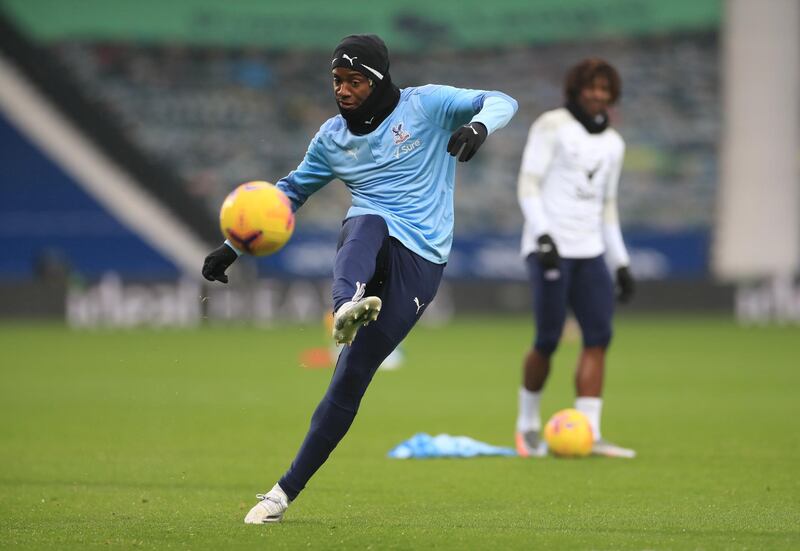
[516,388,541,432]
[575,397,602,441]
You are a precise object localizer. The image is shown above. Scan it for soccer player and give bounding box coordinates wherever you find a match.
[514,58,636,459]
[202,34,517,522]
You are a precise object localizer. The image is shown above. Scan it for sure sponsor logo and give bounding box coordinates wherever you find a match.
[393,138,422,159]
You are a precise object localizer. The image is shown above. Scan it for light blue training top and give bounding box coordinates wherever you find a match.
[275,85,517,264]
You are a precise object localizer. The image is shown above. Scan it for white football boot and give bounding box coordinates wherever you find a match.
[515,430,548,458]
[592,439,636,459]
[244,484,290,524]
[332,283,381,345]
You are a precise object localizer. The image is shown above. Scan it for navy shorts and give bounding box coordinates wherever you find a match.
[334,214,445,347]
[327,216,445,410]
[357,237,444,345]
[526,254,614,355]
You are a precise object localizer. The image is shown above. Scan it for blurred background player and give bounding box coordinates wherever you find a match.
[514,58,635,459]
[202,34,517,522]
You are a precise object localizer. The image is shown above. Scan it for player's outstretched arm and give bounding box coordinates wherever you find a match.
[446,93,517,162]
[418,86,517,162]
[275,133,334,212]
[202,129,333,284]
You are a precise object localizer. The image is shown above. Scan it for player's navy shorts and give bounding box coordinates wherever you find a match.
[526,254,614,355]
[336,214,445,347]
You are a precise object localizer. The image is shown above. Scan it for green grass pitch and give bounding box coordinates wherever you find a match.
[1,316,798,549]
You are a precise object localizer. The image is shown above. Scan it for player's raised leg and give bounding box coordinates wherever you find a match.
[245,240,443,522]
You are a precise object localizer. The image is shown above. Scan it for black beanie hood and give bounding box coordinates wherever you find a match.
[332,34,390,82]
[331,34,400,135]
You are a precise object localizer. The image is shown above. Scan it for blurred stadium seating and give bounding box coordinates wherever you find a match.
[50,34,718,233]
[2,1,795,324]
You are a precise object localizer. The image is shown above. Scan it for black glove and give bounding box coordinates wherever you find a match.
[615,266,635,303]
[446,122,487,162]
[536,234,560,271]
[202,243,238,284]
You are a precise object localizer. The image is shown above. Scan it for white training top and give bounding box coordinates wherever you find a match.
[517,107,630,267]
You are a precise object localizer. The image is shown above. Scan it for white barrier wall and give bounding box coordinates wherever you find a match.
[713,0,800,279]
[0,54,209,277]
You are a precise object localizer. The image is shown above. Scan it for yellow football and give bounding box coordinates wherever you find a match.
[219,181,294,256]
[543,408,594,457]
